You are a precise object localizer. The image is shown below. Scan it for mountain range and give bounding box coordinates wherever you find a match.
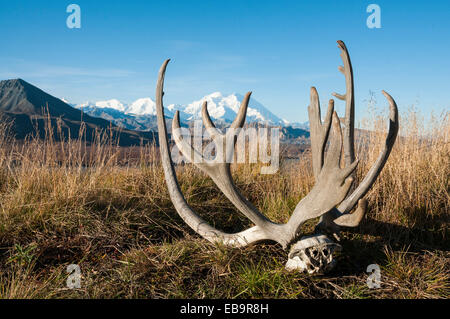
[0,79,155,145]
[0,78,309,145]
[72,92,302,131]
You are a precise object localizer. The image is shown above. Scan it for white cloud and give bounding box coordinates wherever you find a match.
[0,59,135,79]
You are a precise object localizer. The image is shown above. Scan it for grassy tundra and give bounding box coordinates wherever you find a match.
[0,108,448,299]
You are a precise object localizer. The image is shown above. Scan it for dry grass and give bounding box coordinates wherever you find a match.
[0,109,448,299]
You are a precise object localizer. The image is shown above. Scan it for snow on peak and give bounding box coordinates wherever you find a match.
[73,93,286,126]
[75,99,128,112]
[75,98,162,116]
[76,101,95,108]
[178,92,284,125]
[95,99,127,112]
[127,98,156,116]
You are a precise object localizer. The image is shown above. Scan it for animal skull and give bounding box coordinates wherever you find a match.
[285,235,341,274]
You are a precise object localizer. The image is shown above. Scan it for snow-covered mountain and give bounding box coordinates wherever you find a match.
[73,98,175,131]
[127,98,156,115]
[95,99,127,113]
[71,92,294,131]
[75,98,173,117]
[167,92,285,125]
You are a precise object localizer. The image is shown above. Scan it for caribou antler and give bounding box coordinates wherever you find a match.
[333,40,356,168]
[316,42,399,236]
[155,40,399,273]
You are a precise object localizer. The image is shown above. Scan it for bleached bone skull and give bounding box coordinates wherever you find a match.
[285,234,341,274]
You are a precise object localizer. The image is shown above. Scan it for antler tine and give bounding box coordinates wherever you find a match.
[201,101,223,139]
[308,87,334,180]
[334,199,367,227]
[156,59,269,247]
[201,91,251,137]
[337,90,399,214]
[200,91,251,149]
[231,91,252,129]
[172,110,200,163]
[323,111,344,170]
[333,40,356,167]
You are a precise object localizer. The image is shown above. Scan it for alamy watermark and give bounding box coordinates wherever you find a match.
[366,4,381,29]
[366,264,381,288]
[66,4,81,29]
[65,4,382,30]
[171,121,280,174]
[66,264,81,289]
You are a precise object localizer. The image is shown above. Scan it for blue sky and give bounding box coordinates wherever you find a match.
[0,0,449,123]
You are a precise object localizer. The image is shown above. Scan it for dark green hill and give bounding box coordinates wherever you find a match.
[0,79,155,145]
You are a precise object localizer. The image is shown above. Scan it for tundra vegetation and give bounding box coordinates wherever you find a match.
[0,100,448,298]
